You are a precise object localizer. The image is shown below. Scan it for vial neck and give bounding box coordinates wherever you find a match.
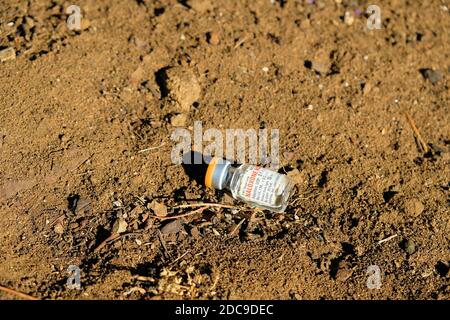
[221,166,236,191]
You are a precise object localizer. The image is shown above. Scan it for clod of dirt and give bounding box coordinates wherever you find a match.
[344,11,354,26]
[420,68,443,84]
[404,199,424,217]
[163,67,201,112]
[80,19,91,31]
[149,200,168,217]
[54,222,64,235]
[112,219,128,234]
[305,51,331,75]
[129,48,171,89]
[190,226,202,239]
[189,0,214,13]
[207,32,220,45]
[160,220,183,235]
[335,264,353,282]
[0,47,16,62]
[402,239,416,255]
[130,36,150,51]
[287,168,304,185]
[170,113,188,127]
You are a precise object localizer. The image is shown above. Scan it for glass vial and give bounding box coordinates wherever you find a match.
[204,158,294,213]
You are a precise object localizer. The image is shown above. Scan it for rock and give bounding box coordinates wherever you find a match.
[127,49,171,92]
[404,199,424,217]
[305,51,331,75]
[160,220,183,235]
[112,219,128,234]
[149,200,168,217]
[190,226,202,239]
[420,68,442,84]
[54,223,64,235]
[207,32,220,45]
[363,82,372,96]
[80,18,91,31]
[344,11,354,26]
[287,168,304,185]
[311,60,330,74]
[24,16,35,29]
[0,47,16,62]
[336,266,353,282]
[403,239,416,255]
[165,67,201,112]
[130,36,150,51]
[189,0,214,13]
[170,113,188,127]
[129,65,144,88]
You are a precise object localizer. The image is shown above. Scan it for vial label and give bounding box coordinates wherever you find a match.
[237,166,285,207]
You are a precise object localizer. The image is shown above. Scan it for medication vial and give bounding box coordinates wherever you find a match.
[204,157,294,213]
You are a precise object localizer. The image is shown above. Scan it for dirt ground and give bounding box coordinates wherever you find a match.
[0,0,449,300]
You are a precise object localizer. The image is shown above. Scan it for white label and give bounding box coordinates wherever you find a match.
[237,167,285,207]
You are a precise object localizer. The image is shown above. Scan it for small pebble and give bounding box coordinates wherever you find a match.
[344,12,354,26]
[404,199,424,217]
[160,220,183,235]
[404,239,416,255]
[421,69,442,84]
[208,32,220,45]
[112,219,128,234]
[170,113,188,127]
[54,223,64,235]
[0,47,16,62]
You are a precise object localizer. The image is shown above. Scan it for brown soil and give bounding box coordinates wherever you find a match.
[0,0,449,300]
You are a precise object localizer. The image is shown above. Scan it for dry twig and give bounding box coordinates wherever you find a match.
[0,285,39,300]
[404,112,429,153]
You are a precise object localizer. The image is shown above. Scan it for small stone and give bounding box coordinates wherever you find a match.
[160,220,183,235]
[0,47,16,62]
[54,223,64,235]
[420,69,442,84]
[135,239,142,246]
[311,60,329,74]
[344,11,354,26]
[189,0,214,13]
[300,19,311,29]
[363,82,372,96]
[25,16,35,29]
[150,200,168,217]
[69,222,79,229]
[287,168,304,185]
[222,194,235,205]
[165,67,201,112]
[81,19,91,31]
[131,36,150,51]
[208,32,220,45]
[190,226,202,239]
[403,239,416,255]
[112,219,128,234]
[336,266,353,282]
[170,113,188,127]
[404,199,424,217]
